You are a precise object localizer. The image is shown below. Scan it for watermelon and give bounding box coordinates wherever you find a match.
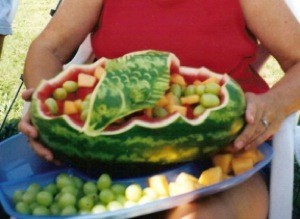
[30,50,246,167]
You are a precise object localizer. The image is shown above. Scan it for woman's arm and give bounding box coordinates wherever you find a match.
[235,0,300,149]
[23,0,104,88]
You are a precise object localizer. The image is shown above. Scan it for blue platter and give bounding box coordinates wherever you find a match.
[0,134,273,219]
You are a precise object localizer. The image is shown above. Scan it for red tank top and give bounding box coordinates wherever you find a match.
[91,0,269,93]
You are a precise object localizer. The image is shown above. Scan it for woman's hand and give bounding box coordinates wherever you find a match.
[18,89,60,164]
[233,92,285,150]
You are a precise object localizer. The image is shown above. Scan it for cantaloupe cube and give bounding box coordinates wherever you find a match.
[202,77,220,85]
[180,95,200,105]
[232,157,254,175]
[78,73,97,88]
[198,166,223,186]
[193,80,202,86]
[148,175,169,197]
[170,74,186,86]
[63,101,79,115]
[156,95,169,107]
[94,66,106,80]
[234,149,264,164]
[212,153,233,174]
[74,99,83,111]
[144,108,153,118]
[166,105,187,116]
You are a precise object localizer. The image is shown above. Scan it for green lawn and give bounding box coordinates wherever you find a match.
[0,0,284,141]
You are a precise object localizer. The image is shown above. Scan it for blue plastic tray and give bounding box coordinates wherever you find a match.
[0,134,273,219]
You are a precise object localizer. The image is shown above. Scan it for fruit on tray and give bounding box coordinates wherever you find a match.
[30,50,246,164]
[11,148,264,216]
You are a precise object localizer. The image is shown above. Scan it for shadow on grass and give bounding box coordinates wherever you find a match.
[0,118,20,142]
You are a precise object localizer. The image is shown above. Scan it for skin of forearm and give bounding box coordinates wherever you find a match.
[266,61,300,117]
[23,41,65,89]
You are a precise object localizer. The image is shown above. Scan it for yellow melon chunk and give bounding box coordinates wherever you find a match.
[232,157,254,175]
[202,77,220,85]
[169,180,200,196]
[148,175,169,197]
[156,95,169,107]
[212,153,233,174]
[198,166,223,186]
[180,95,200,105]
[63,101,79,115]
[166,105,187,116]
[74,99,83,111]
[193,80,202,86]
[78,73,97,88]
[234,149,264,164]
[175,172,199,184]
[144,108,153,118]
[170,74,186,86]
[94,66,106,80]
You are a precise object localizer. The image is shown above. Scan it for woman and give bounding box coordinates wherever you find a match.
[19,0,300,218]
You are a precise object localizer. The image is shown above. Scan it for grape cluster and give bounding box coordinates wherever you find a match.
[12,172,160,216]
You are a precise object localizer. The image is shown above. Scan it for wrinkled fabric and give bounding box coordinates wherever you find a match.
[0,0,14,35]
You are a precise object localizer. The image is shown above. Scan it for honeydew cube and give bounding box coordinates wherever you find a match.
[148,175,169,197]
[166,105,187,116]
[180,95,200,105]
[63,101,79,115]
[198,166,223,186]
[212,153,233,174]
[78,73,97,88]
[232,157,254,175]
[170,74,186,86]
[175,172,199,184]
[94,66,106,80]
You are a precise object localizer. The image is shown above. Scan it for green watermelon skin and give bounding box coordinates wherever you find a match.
[31,68,245,165]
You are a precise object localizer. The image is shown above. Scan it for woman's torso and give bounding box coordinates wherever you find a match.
[91,0,269,93]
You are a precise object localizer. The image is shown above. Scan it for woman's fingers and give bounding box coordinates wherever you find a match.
[18,111,38,138]
[21,88,34,101]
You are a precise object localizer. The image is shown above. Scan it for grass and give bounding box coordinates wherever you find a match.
[0,0,285,141]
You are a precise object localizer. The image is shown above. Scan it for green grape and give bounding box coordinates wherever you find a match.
[85,94,92,101]
[184,85,196,96]
[62,81,78,93]
[204,82,221,95]
[13,189,24,204]
[111,184,126,196]
[56,173,75,189]
[44,183,58,195]
[200,93,220,108]
[50,203,61,215]
[61,185,79,197]
[193,105,206,117]
[195,84,205,96]
[99,188,115,205]
[80,110,88,121]
[29,202,39,211]
[82,100,90,110]
[36,191,53,207]
[22,191,37,204]
[27,183,41,194]
[53,88,67,100]
[152,106,168,118]
[124,200,137,208]
[143,187,158,199]
[45,98,58,115]
[116,195,127,205]
[78,195,94,211]
[72,176,84,189]
[83,181,98,195]
[170,84,182,97]
[15,202,31,214]
[61,205,77,215]
[91,204,107,214]
[107,201,123,211]
[97,173,112,190]
[58,192,77,208]
[32,206,50,216]
[139,195,155,204]
[125,184,142,202]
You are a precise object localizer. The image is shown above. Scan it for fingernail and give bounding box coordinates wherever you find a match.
[235,141,243,149]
